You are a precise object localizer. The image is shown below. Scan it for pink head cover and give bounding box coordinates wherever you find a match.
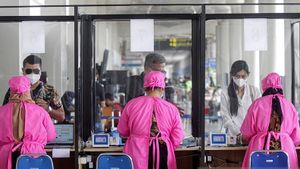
[144,70,165,89]
[262,72,282,92]
[9,75,31,94]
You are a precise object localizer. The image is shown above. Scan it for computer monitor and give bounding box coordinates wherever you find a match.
[47,124,74,145]
[209,133,227,146]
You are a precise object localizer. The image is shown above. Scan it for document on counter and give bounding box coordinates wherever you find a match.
[52,148,70,158]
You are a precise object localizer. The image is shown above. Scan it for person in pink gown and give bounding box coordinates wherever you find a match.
[118,70,184,169]
[241,72,300,168]
[0,76,56,169]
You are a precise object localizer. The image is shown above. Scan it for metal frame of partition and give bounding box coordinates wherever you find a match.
[291,22,296,105]
[0,3,299,168]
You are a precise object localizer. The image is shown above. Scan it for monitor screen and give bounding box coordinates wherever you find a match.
[48,124,74,145]
[210,133,227,146]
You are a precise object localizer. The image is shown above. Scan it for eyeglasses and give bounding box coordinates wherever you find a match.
[24,68,41,74]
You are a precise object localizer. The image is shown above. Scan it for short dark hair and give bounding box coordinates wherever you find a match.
[144,53,166,68]
[23,54,42,67]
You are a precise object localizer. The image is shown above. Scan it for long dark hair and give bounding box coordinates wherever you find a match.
[262,87,283,124]
[228,60,250,116]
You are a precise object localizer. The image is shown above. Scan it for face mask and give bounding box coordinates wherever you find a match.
[26,73,41,85]
[233,78,247,87]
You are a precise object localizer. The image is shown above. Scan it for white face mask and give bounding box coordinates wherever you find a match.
[233,78,247,87]
[26,73,41,85]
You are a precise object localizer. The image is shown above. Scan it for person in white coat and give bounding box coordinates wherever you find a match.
[220,60,260,138]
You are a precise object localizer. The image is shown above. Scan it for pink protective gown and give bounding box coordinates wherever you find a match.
[240,73,300,169]
[118,71,184,169]
[0,76,56,169]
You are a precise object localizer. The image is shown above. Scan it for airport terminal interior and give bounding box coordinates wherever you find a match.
[2,0,300,168]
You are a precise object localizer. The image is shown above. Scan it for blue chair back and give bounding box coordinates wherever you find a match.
[250,150,289,169]
[97,153,134,169]
[16,154,54,169]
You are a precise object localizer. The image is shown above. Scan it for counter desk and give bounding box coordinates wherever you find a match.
[44,146,200,169]
[82,145,200,152]
[44,145,300,168]
[82,145,200,169]
[81,146,249,168]
[42,146,249,169]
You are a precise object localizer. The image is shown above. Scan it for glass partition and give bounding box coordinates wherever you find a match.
[0,21,74,123]
[94,19,193,137]
[205,18,294,142]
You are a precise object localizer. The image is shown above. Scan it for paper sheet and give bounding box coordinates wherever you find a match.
[21,21,45,53]
[130,19,154,52]
[244,19,268,51]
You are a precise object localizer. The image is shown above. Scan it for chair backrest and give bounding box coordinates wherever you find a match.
[16,154,54,169]
[97,153,134,169]
[249,150,289,169]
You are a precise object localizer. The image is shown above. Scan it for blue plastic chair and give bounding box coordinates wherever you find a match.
[16,154,54,169]
[249,150,289,169]
[97,153,134,169]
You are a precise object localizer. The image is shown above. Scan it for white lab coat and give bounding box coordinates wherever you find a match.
[220,84,261,136]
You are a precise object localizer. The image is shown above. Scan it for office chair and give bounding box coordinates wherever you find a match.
[16,154,54,169]
[249,150,289,169]
[97,153,134,169]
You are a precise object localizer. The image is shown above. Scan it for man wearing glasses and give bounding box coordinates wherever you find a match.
[2,55,65,122]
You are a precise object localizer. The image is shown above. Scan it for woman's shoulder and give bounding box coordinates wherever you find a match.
[26,103,48,114]
[125,96,150,108]
[250,95,272,108]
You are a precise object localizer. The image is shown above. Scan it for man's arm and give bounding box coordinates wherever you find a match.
[36,98,65,122]
[37,84,65,122]
[49,89,65,122]
[49,106,65,122]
